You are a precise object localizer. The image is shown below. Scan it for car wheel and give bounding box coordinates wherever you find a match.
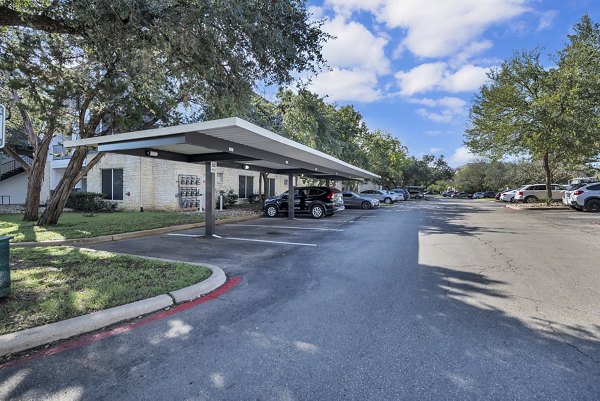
[265,204,278,217]
[384,197,392,204]
[585,199,600,212]
[361,201,371,209]
[310,204,325,219]
[524,196,538,203]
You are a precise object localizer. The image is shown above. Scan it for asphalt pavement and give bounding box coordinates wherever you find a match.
[1,199,599,400]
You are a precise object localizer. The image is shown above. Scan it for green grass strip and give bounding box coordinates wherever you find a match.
[0,246,211,335]
[0,211,205,243]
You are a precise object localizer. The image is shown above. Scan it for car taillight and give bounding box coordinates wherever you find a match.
[327,192,335,200]
[573,190,584,195]
[517,191,523,196]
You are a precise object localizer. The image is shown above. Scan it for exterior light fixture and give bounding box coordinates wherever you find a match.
[145,150,158,157]
[243,164,250,170]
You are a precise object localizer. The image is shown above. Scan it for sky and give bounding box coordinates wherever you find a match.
[285,0,599,167]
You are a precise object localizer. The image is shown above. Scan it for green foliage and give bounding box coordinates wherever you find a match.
[0,0,329,225]
[466,15,600,202]
[401,155,454,188]
[66,192,117,213]
[217,189,239,209]
[2,246,211,335]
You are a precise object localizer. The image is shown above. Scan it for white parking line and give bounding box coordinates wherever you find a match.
[167,233,203,238]
[228,224,343,232]
[223,237,317,247]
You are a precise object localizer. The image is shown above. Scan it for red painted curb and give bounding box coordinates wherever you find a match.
[0,275,242,370]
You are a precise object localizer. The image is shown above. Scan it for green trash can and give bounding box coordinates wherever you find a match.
[0,236,13,297]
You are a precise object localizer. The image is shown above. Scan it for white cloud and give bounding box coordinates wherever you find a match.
[326,0,528,59]
[322,16,390,74]
[537,10,558,31]
[449,146,476,166]
[307,15,390,102]
[396,63,490,96]
[410,96,467,123]
[308,68,382,102]
[430,147,443,153]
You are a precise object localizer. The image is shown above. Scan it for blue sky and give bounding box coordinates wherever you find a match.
[288,0,599,166]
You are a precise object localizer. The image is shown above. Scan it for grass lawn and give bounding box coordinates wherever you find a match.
[0,246,212,335]
[0,211,206,243]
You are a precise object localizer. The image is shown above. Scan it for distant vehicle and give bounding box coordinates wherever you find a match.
[360,189,397,204]
[451,192,471,198]
[407,186,425,199]
[473,191,496,199]
[472,192,484,199]
[391,188,410,200]
[563,183,588,207]
[569,182,600,212]
[442,190,455,197]
[342,192,380,209]
[513,184,566,203]
[569,177,599,186]
[263,186,344,219]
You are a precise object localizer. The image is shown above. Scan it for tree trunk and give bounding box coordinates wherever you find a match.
[37,147,88,226]
[542,152,553,205]
[23,135,52,221]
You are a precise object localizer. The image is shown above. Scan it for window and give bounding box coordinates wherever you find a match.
[588,184,600,191]
[283,178,289,186]
[268,178,276,197]
[101,169,123,200]
[238,175,254,198]
[217,173,224,184]
[79,176,87,193]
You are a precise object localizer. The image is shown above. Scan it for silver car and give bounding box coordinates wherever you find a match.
[342,192,380,209]
[570,182,600,212]
[359,189,397,204]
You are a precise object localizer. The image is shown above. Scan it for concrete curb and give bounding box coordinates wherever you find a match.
[0,257,227,357]
[505,204,568,211]
[10,213,261,248]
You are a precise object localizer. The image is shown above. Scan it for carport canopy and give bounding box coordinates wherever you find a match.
[65,117,380,236]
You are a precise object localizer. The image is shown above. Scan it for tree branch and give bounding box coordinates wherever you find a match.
[75,152,104,182]
[0,6,83,35]
[1,145,32,172]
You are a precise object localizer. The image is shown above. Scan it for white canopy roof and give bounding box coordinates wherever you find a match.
[65,117,380,181]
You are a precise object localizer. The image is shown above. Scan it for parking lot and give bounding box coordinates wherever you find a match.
[87,204,418,276]
[4,197,600,400]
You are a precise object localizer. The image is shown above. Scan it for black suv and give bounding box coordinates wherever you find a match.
[263,186,344,219]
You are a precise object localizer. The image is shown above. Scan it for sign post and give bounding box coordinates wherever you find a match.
[0,104,5,149]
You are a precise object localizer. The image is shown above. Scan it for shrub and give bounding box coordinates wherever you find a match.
[216,189,239,209]
[66,192,118,213]
[247,193,261,204]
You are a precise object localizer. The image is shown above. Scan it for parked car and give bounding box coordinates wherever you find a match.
[451,192,471,198]
[562,183,587,207]
[384,190,404,202]
[570,182,600,212]
[391,188,410,200]
[407,186,425,199]
[472,192,484,199]
[513,184,566,203]
[342,192,380,209]
[442,191,455,197]
[263,186,344,219]
[360,189,397,204]
[472,191,497,199]
[500,189,518,202]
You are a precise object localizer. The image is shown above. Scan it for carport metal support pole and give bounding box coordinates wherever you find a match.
[288,173,294,220]
[205,162,215,237]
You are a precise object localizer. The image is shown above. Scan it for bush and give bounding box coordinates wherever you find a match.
[216,189,239,209]
[247,193,261,204]
[66,192,118,213]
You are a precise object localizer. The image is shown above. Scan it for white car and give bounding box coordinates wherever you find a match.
[570,182,600,212]
[500,189,517,203]
[513,184,566,203]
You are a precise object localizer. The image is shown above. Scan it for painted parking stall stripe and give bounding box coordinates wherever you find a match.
[228,224,343,232]
[222,237,317,247]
